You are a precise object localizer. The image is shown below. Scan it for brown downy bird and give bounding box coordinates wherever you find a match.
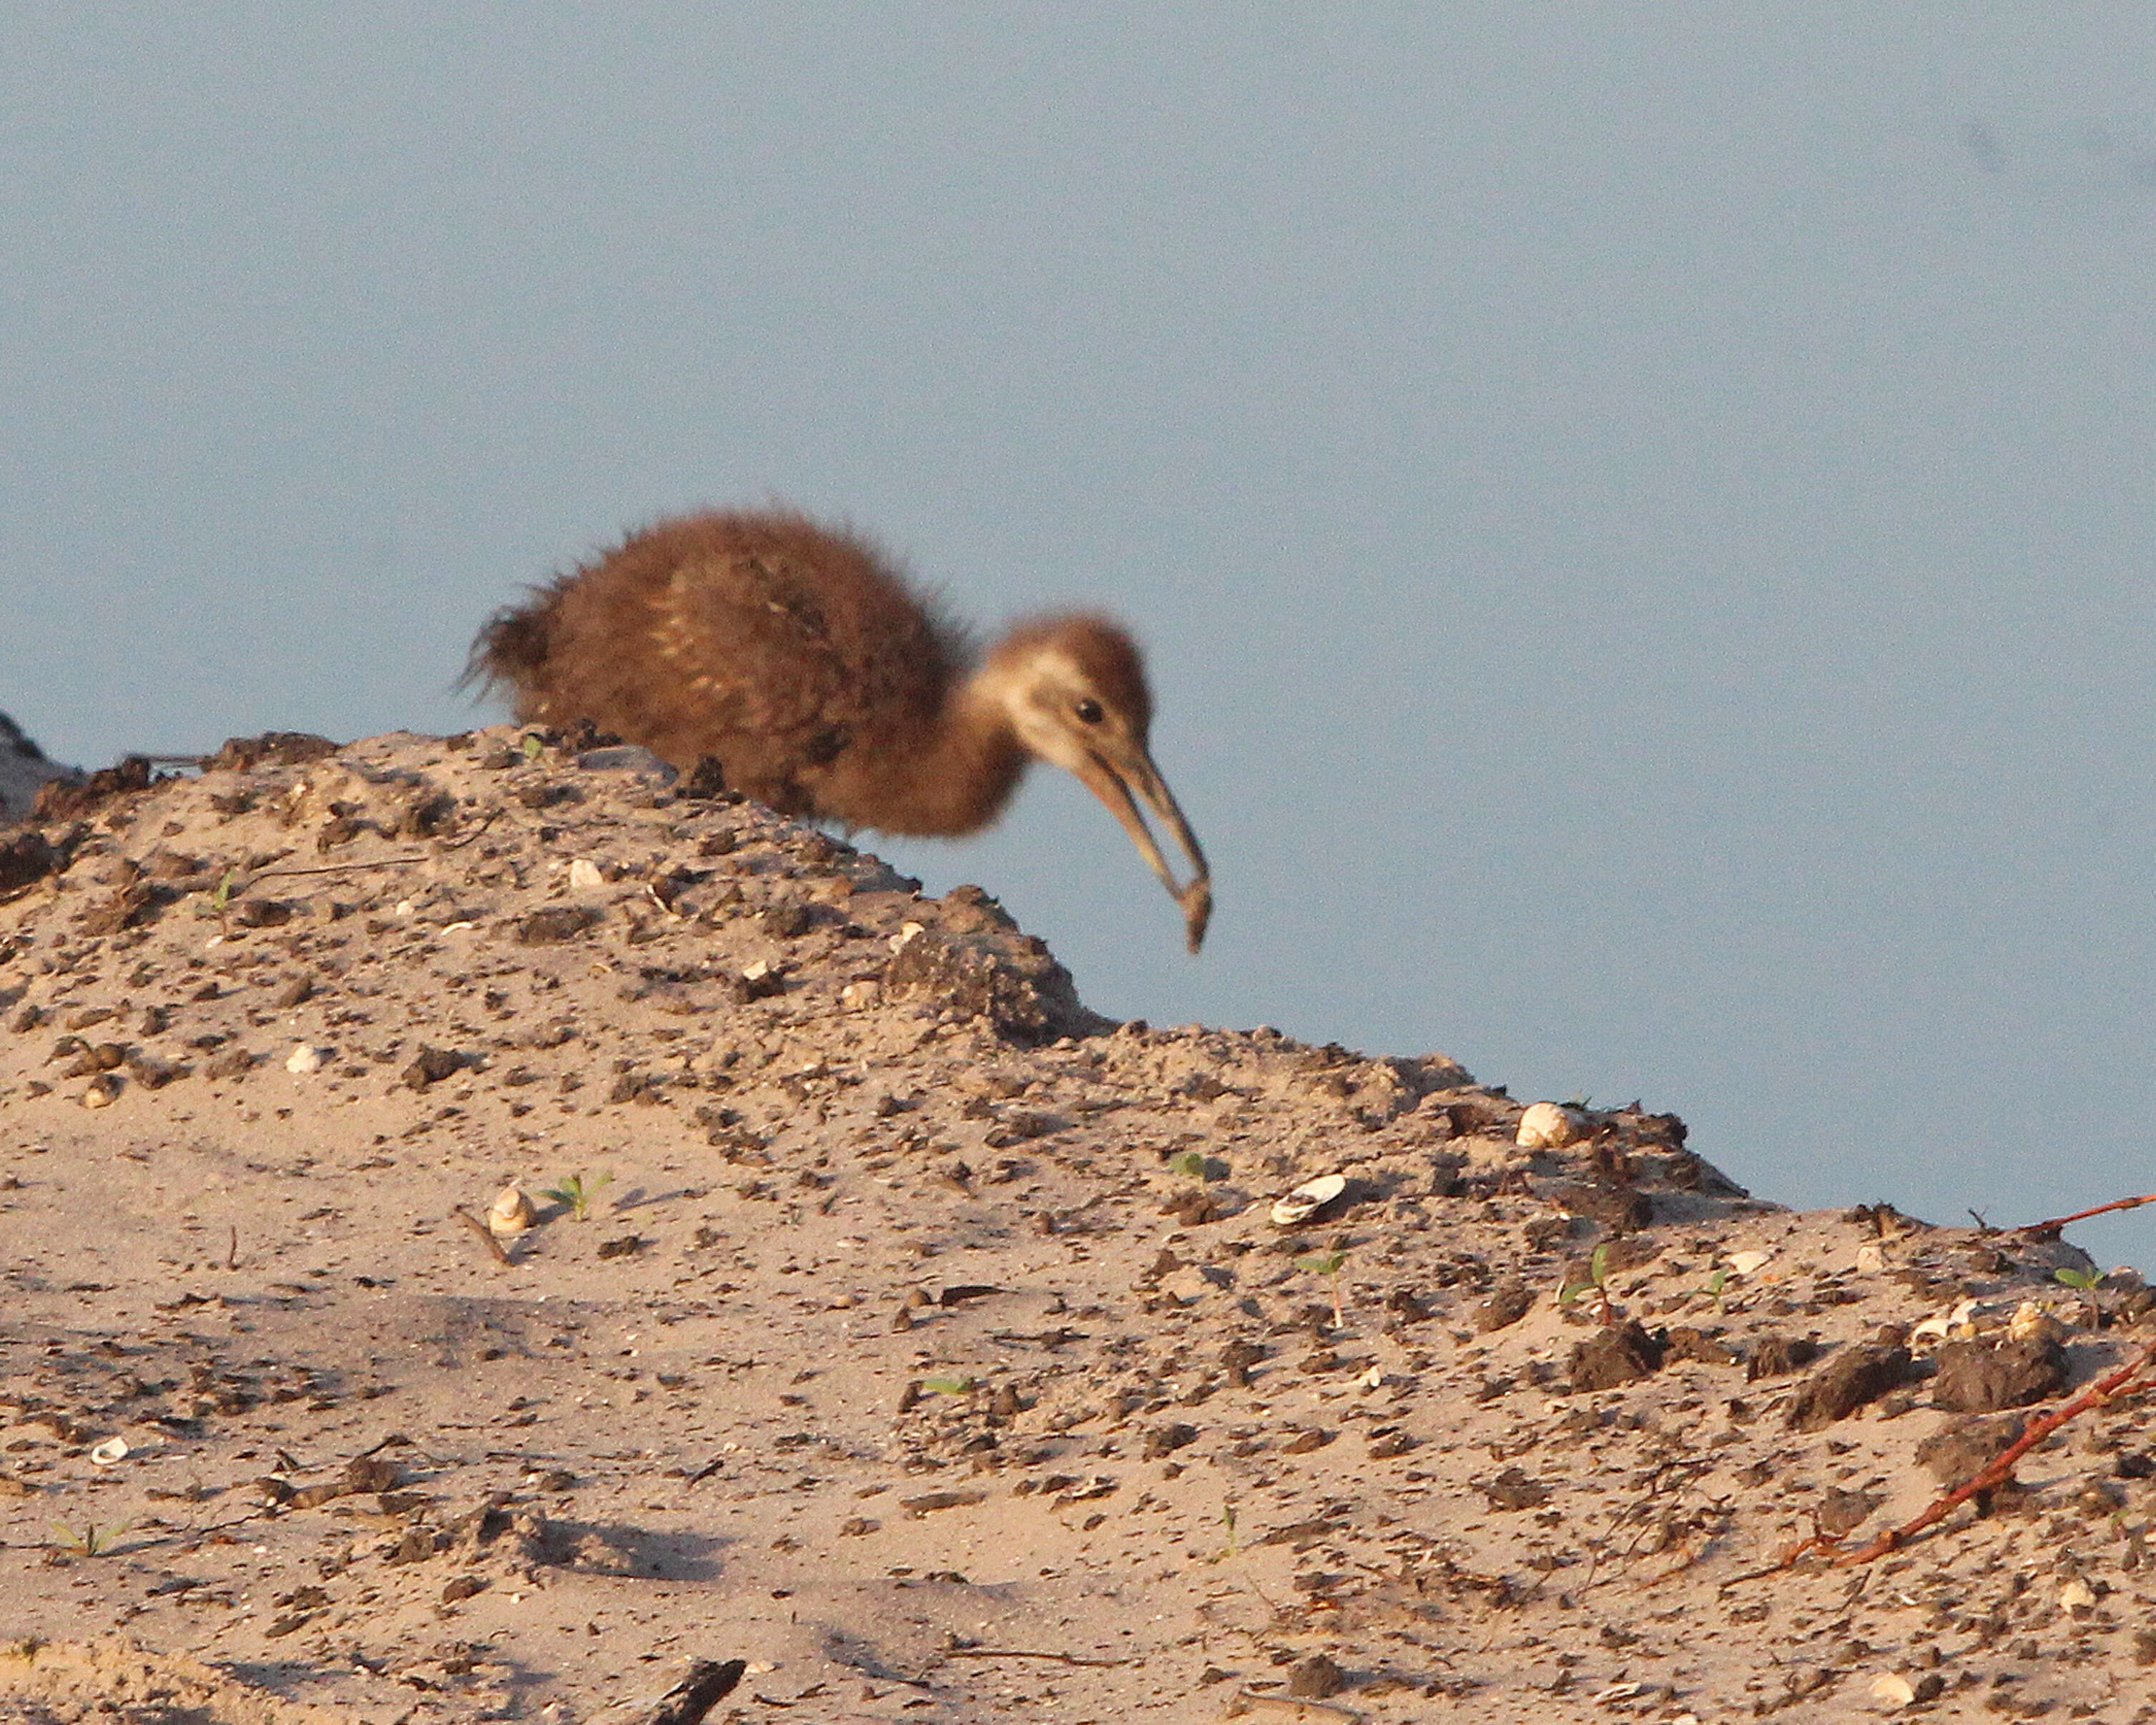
[468,508,1211,951]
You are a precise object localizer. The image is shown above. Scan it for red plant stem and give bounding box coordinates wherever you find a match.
[2013,1192,2156,1237]
[1828,1340,2156,1570]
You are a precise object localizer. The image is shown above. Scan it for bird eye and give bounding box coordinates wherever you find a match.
[1073,697,1104,725]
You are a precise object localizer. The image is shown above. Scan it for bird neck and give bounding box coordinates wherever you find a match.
[873,677,1030,837]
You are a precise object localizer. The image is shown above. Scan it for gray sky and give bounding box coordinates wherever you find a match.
[6,9,2153,1265]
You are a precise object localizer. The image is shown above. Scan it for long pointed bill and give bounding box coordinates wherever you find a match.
[1071,745,1213,954]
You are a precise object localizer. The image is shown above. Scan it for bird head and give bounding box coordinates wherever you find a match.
[983,616,1212,953]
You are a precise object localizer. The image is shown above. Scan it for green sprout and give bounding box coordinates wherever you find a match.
[920,1374,975,1396]
[197,867,241,924]
[522,733,546,762]
[1167,1149,1228,1184]
[1560,1242,1618,1324]
[1211,1500,1240,1563]
[541,1171,612,1222]
[2056,1266,2105,1325]
[49,1521,129,1559]
[1297,1249,1350,1330]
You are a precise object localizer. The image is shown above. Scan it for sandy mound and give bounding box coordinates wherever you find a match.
[0,1638,351,1724]
[0,727,2150,1722]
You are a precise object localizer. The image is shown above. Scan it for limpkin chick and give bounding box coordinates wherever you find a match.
[468,509,1211,951]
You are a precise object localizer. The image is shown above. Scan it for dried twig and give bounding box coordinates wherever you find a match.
[237,855,430,888]
[1721,1340,2156,1586]
[1827,1340,2156,1568]
[218,807,503,898]
[1228,1693,1362,1723]
[452,1206,513,1266]
[636,1658,744,1725]
[1718,1533,1831,1591]
[1638,1539,1703,1586]
[2012,1193,2156,1237]
[943,1648,1129,1668]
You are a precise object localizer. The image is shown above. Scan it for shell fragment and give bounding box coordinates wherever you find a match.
[488,1185,538,1238]
[1270,1173,1348,1229]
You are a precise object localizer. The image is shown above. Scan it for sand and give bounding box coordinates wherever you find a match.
[1,727,2151,1723]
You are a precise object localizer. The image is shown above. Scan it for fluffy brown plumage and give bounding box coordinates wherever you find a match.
[469,508,1211,950]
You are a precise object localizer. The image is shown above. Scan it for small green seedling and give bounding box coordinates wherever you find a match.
[1696,1267,1732,1308]
[1297,1249,1349,1330]
[2055,1266,2104,1325]
[49,1521,127,1559]
[1209,1500,1240,1563]
[196,867,241,923]
[522,733,546,762]
[542,1171,612,1222]
[920,1373,975,1396]
[1168,1150,1208,1182]
[1560,1242,1618,1324]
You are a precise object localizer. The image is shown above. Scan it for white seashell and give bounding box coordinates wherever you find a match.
[1270,1173,1348,1228]
[568,858,604,891]
[1854,1244,1886,1273]
[2009,1301,2068,1345]
[1912,1297,1984,1345]
[2059,1577,2097,1612]
[88,1438,129,1467]
[285,1043,325,1075]
[890,921,925,952]
[840,981,880,1008]
[488,1185,537,1237]
[1868,1672,1917,1706]
[1516,1101,1581,1149]
[1724,1249,1774,1277]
